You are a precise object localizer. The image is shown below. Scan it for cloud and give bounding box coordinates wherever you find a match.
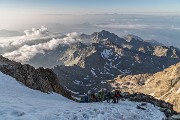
[0,26,62,48]
[170,25,180,30]
[2,32,80,62]
[24,26,48,36]
[95,23,149,29]
[66,32,80,39]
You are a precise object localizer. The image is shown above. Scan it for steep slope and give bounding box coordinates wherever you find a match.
[136,62,180,112]
[112,62,180,112]
[0,55,71,99]
[27,44,69,68]
[0,72,166,120]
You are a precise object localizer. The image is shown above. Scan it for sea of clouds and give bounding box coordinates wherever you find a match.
[1,26,81,62]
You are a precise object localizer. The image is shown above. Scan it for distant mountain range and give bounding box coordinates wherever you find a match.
[27,30,180,68]
[17,30,179,99]
[47,30,180,97]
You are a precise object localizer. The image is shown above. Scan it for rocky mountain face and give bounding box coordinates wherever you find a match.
[52,30,180,98]
[137,63,180,112]
[26,34,91,68]
[28,44,69,68]
[111,62,180,112]
[25,30,180,69]
[0,55,72,99]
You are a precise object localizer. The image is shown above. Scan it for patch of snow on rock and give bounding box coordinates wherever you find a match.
[101,49,113,59]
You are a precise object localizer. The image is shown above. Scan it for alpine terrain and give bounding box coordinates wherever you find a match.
[0,30,180,120]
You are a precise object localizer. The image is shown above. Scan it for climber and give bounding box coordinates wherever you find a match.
[114,90,121,103]
[97,92,101,102]
[91,93,98,102]
[80,96,85,103]
[100,90,105,102]
[111,91,117,103]
[84,96,89,103]
[106,91,112,103]
[97,90,104,102]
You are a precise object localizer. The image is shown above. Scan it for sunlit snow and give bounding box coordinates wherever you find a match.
[0,72,166,120]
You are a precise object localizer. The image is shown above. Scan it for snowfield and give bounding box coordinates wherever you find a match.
[0,72,166,120]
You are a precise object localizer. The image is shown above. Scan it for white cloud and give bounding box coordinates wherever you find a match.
[66,32,80,39]
[24,26,48,37]
[0,26,62,48]
[2,32,80,62]
[95,23,149,29]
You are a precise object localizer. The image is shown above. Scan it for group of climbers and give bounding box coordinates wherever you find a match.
[80,90,121,103]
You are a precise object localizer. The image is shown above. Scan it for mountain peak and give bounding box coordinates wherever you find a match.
[92,30,112,38]
[92,30,126,46]
[100,30,111,34]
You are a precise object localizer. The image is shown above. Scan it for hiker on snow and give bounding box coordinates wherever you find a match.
[84,96,89,103]
[114,90,121,103]
[80,96,85,103]
[111,91,117,103]
[106,91,112,103]
[91,93,98,102]
[98,90,105,102]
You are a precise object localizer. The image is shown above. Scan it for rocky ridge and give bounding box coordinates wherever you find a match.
[0,55,72,99]
[112,62,180,112]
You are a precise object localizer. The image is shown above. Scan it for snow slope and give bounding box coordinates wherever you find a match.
[0,72,166,120]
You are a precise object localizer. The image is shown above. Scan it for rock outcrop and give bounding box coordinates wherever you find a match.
[112,62,180,112]
[0,55,72,99]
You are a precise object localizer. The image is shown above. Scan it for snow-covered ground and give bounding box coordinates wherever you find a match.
[0,72,166,120]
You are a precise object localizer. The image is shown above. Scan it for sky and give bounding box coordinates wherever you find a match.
[0,0,180,14]
[0,0,180,59]
[0,0,180,30]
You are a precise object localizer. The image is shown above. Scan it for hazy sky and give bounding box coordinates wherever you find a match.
[0,0,180,14]
[0,0,180,48]
[0,0,180,30]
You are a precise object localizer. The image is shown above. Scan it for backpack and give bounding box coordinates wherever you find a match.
[115,91,121,97]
